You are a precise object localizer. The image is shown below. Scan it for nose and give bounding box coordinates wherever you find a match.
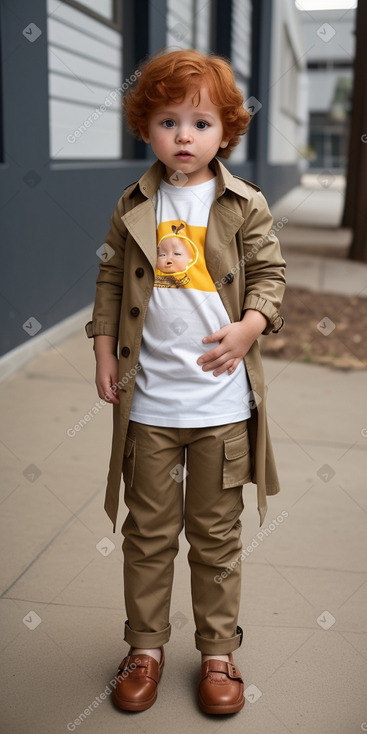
[175,126,193,144]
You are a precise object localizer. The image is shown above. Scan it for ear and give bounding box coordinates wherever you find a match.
[140,129,150,144]
[219,137,229,150]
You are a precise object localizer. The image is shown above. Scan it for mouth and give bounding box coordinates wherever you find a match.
[175,151,193,159]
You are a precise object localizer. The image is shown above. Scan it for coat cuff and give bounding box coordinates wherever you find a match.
[242,295,285,335]
[85,320,119,339]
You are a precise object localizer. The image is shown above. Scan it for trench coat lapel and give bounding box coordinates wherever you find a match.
[121,200,157,273]
[120,159,165,272]
[205,199,244,285]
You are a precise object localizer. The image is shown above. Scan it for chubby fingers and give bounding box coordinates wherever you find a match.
[104,389,120,405]
[209,356,238,377]
[197,349,234,376]
[197,342,224,367]
[202,325,229,345]
[97,380,120,405]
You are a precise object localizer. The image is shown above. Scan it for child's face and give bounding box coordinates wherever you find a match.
[157,238,192,272]
[141,86,229,186]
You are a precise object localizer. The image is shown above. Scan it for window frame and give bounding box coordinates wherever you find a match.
[60,0,122,31]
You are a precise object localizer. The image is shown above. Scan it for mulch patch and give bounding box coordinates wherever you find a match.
[259,287,367,370]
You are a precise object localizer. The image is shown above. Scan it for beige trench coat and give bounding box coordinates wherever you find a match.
[86,158,286,531]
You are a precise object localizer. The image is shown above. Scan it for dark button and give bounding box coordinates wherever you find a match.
[272,315,285,333]
[121,346,130,357]
[135,267,144,278]
[130,307,140,317]
[223,272,234,284]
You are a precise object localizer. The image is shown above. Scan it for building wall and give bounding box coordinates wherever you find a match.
[268,0,307,166]
[300,9,355,63]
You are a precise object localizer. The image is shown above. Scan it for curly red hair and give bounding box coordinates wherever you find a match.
[123,49,251,159]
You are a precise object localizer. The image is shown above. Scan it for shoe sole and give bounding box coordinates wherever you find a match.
[113,690,157,711]
[198,694,245,715]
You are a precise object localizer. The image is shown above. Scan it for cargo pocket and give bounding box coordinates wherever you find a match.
[122,435,136,488]
[223,429,251,489]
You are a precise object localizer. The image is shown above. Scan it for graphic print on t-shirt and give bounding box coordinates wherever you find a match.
[154,220,214,291]
[129,176,251,428]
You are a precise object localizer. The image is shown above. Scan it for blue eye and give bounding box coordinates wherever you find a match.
[196,121,209,130]
[162,120,175,128]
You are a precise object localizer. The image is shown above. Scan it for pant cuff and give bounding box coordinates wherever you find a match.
[195,625,243,654]
[124,620,171,648]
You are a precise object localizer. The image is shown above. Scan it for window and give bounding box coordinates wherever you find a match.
[166,0,211,53]
[47,0,123,160]
[308,60,353,71]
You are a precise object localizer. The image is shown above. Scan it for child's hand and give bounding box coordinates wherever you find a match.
[197,311,268,377]
[95,354,120,404]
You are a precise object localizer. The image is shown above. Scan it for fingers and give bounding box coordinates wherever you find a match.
[198,351,231,374]
[227,358,241,376]
[202,326,228,344]
[212,358,237,377]
[199,325,236,365]
[197,344,223,366]
[97,380,120,405]
[197,351,242,376]
[200,355,228,371]
[105,390,120,405]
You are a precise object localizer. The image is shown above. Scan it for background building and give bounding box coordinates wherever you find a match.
[296,5,356,171]
[0,0,306,361]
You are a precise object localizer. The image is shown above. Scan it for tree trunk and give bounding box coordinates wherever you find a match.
[342,0,367,262]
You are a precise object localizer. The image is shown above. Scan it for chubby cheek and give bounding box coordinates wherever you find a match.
[152,129,171,148]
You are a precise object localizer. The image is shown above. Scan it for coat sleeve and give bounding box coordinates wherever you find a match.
[241,191,286,335]
[85,196,126,342]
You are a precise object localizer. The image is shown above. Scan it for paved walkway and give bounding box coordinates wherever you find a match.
[1,180,367,733]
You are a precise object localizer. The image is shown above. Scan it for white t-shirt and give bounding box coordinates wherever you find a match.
[129,176,251,427]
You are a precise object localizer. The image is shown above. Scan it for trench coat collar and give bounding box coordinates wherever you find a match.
[122,157,253,276]
[128,157,254,201]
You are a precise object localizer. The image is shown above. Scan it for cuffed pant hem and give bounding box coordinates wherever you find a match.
[194,625,243,654]
[123,620,171,648]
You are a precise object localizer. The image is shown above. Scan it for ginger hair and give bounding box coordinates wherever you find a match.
[123,49,251,159]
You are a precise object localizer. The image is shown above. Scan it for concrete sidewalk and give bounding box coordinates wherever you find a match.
[1,214,367,732]
[272,173,367,299]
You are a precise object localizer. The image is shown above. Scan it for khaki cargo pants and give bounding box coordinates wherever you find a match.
[121,418,251,654]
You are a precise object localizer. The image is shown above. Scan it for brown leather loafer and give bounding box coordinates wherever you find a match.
[199,653,245,714]
[112,647,165,712]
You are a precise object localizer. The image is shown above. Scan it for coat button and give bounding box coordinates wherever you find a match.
[224,272,234,284]
[121,346,130,357]
[130,306,140,317]
[272,315,285,333]
[135,267,144,278]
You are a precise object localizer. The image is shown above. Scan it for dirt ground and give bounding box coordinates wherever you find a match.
[259,287,367,370]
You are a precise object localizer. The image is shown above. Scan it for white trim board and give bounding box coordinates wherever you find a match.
[0,306,92,382]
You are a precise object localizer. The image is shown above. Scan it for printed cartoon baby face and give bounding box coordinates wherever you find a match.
[157,237,193,273]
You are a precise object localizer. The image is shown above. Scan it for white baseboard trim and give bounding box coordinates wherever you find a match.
[0,305,92,382]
